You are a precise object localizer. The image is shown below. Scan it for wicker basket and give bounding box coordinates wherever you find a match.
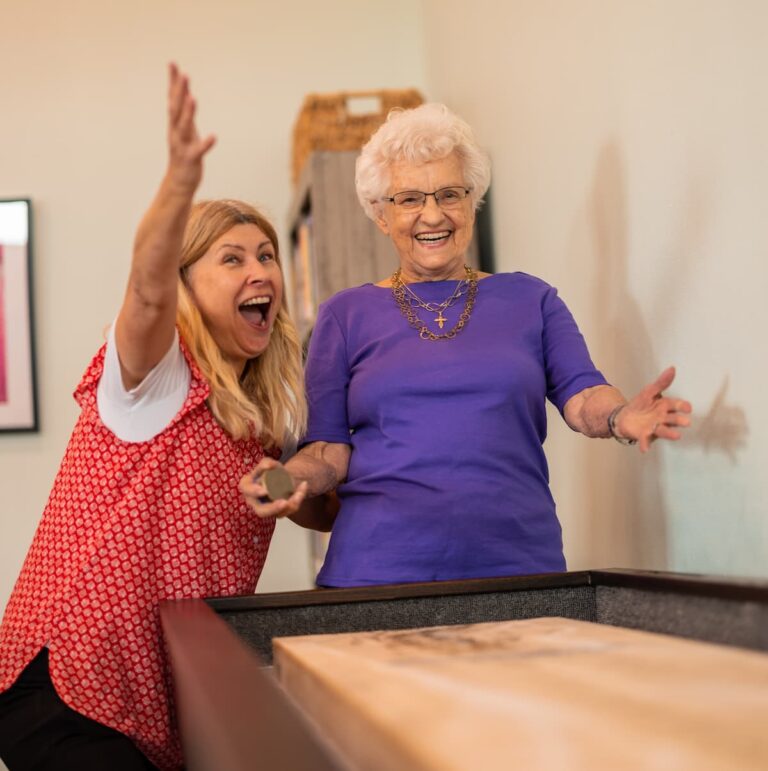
[291,89,424,184]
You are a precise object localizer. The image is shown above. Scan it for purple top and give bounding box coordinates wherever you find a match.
[303,272,607,587]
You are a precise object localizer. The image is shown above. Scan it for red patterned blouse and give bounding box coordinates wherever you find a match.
[0,343,275,769]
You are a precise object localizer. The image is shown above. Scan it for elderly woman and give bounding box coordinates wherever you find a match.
[242,103,692,587]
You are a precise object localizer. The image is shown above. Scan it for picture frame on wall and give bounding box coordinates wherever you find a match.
[0,199,38,432]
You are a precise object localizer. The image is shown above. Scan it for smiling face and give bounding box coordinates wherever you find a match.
[185,223,283,373]
[374,152,475,282]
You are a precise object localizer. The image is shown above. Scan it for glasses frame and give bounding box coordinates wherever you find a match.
[382,186,472,210]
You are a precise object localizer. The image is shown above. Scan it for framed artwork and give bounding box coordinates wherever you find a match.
[0,199,38,432]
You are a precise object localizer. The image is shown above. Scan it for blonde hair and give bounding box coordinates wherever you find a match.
[355,102,491,220]
[177,199,307,448]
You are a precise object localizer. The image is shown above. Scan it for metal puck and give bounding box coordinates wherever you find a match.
[261,467,295,501]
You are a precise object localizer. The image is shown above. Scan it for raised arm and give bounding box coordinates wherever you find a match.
[563,366,692,453]
[115,63,215,389]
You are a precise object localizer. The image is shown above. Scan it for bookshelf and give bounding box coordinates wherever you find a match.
[289,151,394,342]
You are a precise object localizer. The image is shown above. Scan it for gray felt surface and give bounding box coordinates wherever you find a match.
[596,585,768,652]
[221,586,596,663]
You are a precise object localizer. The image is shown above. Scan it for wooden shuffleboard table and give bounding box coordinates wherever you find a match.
[159,570,768,770]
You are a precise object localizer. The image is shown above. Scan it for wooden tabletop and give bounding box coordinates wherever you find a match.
[274,616,768,771]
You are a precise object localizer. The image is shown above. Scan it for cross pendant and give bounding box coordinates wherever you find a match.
[435,311,447,329]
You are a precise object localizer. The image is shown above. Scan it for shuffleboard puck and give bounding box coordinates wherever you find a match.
[261,467,295,502]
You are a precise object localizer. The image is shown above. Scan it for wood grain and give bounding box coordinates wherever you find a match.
[274,617,768,771]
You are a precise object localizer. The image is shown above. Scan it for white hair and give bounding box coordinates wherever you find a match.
[355,103,491,221]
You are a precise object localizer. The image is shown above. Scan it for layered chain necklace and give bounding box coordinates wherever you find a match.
[390,265,478,341]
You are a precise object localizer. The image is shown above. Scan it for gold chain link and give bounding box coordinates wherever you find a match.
[391,266,478,341]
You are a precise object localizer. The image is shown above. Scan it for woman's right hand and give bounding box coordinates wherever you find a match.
[239,457,309,519]
[116,64,216,390]
[166,62,216,194]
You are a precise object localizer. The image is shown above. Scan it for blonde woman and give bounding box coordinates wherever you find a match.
[0,65,305,770]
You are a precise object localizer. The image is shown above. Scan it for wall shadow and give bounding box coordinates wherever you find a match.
[578,143,751,574]
[682,375,748,462]
[581,141,669,569]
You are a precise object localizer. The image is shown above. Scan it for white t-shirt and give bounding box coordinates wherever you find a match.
[96,324,191,443]
[96,324,297,459]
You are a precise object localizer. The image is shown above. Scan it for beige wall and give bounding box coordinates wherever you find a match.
[1,0,765,615]
[0,0,427,606]
[423,0,767,576]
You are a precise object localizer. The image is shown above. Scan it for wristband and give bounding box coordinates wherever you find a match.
[608,405,637,446]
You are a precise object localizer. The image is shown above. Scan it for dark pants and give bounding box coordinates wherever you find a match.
[0,649,158,771]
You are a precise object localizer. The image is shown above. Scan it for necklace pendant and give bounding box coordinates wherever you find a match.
[391,265,478,342]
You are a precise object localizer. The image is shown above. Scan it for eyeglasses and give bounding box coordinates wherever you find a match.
[382,186,471,211]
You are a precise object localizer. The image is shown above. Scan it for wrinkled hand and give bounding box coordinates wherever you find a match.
[615,366,692,453]
[239,457,308,519]
[166,62,216,193]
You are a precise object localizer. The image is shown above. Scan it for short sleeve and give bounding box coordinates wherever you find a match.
[542,286,608,413]
[96,322,191,442]
[302,303,353,446]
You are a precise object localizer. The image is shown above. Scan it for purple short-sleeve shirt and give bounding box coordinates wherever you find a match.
[303,272,607,586]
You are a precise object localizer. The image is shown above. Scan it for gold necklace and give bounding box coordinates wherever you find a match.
[391,266,478,341]
[401,278,469,316]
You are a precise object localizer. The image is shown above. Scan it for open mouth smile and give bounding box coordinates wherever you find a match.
[238,296,272,328]
[415,230,451,246]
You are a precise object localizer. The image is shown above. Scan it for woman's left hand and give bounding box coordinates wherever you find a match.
[614,366,693,453]
[239,457,309,519]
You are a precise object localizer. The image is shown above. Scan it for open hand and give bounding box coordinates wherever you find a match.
[166,62,216,193]
[615,366,693,453]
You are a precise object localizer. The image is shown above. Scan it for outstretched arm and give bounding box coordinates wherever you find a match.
[564,366,692,452]
[115,63,215,390]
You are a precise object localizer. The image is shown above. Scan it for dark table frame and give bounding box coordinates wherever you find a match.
[160,569,768,771]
